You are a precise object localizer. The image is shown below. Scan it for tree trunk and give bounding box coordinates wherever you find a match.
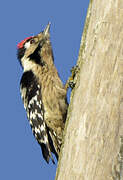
[55,0,123,179]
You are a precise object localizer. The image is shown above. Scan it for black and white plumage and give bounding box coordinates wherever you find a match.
[20,70,55,163]
[17,23,68,163]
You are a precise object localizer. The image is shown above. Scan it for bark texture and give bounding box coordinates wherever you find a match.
[55,0,123,179]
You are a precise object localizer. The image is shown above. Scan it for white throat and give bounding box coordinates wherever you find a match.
[21,57,35,72]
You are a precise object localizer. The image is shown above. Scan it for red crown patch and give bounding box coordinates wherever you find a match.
[17,36,33,49]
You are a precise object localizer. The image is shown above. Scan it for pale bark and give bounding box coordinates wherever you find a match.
[55,0,123,179]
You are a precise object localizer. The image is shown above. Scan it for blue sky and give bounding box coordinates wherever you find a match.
[0,0,89,179]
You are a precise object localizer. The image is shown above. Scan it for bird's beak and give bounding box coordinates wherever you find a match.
[37,22,51,41]
[43,22,51,36]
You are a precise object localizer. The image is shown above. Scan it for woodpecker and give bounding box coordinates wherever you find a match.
[17,23,68,163]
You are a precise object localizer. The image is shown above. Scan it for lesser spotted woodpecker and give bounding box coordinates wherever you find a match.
[17,23,68,163]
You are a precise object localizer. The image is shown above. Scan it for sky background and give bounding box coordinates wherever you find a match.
[0,0,89,179]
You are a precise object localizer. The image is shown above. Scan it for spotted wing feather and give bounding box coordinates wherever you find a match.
[20,70,55,163]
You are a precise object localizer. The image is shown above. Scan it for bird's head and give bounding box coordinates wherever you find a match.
[17,23,51,71]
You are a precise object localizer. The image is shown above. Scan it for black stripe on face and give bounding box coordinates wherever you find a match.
[28,45,41,64]
[28,45,45,66]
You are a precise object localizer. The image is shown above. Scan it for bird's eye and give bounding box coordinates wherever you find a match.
[30,39,35,44]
